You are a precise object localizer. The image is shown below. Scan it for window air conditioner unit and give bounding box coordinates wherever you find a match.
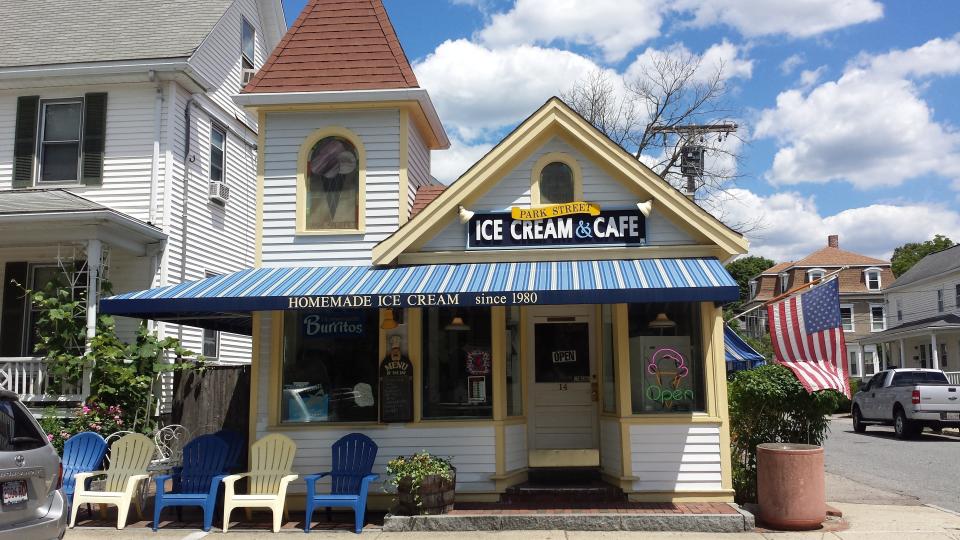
[242,68,256,85]
[208,180,230,205]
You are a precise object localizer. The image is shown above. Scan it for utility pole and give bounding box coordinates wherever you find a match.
[647,122,738,197]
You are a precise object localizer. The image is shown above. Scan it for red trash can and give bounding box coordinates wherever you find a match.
[756,443,825,530]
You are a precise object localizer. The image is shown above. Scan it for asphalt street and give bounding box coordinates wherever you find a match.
[823,415,960,512]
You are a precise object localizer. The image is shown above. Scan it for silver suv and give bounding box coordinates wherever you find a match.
[0,390,66,539]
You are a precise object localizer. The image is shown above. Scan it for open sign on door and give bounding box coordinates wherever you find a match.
[552,350,577,363]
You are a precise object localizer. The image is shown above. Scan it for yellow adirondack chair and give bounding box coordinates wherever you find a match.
[222,433,298,533]
[69,433,154,529]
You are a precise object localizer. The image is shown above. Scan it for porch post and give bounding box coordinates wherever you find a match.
[931,333,939,370]
[857,344,864,377]
[83,239,102,399]
[899,338,906,368]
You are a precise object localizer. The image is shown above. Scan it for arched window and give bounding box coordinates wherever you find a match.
[304,136,360,231]
[539,162,575,204]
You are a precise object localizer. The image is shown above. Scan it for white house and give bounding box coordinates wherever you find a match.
[0,0,286,407]
[860,244,960,384]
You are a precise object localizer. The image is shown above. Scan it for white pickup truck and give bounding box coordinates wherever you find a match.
[851,368,960,439]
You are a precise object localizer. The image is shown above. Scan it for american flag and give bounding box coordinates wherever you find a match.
[767,278,851,398]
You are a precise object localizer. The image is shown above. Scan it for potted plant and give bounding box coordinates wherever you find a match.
[385,450,456,515]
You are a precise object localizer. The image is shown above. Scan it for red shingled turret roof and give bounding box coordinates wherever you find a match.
[243,0,419,93]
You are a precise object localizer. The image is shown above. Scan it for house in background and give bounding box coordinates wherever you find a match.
[860,244,960,384]
[738,235,894,379]
[0,0,285,408]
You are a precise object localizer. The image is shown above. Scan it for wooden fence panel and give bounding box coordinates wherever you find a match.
[172,365,250,448]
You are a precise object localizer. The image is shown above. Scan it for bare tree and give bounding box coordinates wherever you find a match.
[562,50,757,232]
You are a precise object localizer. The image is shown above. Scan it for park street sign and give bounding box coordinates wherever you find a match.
[466,202,646,249]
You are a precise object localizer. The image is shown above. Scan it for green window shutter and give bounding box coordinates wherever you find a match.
[81,92,108,186]
[0,262,28,357]
[13,96,39,188]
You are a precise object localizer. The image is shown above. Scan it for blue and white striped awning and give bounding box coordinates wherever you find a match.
[724,325,765,372]
[101,258,738,334]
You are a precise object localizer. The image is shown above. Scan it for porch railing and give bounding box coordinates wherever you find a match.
[0,357,85,404]
[945,371,960,385]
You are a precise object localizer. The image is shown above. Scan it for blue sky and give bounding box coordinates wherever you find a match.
[281,1,960,262]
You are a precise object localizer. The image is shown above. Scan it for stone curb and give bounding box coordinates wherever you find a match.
[730,502,756,530]
[383,511,752,532]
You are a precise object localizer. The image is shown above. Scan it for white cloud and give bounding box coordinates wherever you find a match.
[432,137,494,184]
[755,35,960,189]
[414,39,605,141]
[797,66,826,89]
[720,189,960,261]
[625,41,753,84]
[674,0,883,39]
[477,0,665,62]
[780,53,805,75]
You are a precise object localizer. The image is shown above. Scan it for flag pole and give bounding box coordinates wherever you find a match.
[762,266,848,306]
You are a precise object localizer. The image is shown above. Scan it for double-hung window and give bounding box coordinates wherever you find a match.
[840,305,854,332]
[937,289,944,312]
[865,269,882,290]
[870,305,885,332]
[210,126,227,183]
[38,100,83,183]
[241,18,256,84]
[779,273,789,294]
[896,299,902,322]
[956,284,960,310]
[807,268,825,283]
[202,271,221,359]
[12,94,107,188]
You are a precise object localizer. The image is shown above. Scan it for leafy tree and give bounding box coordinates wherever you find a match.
[728,364,839,503]
[891,234,955,277]
[23,269,202,433]
[724,255,774,314]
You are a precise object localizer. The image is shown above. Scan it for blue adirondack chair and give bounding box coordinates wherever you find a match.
[62,432,108,509]
[214,430,244,472]
[152,434,229,532]
[303,433,379,534]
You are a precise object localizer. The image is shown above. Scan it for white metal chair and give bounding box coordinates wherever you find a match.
[151,424,191,470]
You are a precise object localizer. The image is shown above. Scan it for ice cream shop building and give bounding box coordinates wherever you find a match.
[102,0,750,508]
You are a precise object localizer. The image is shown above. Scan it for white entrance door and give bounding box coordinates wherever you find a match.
[527,306,599,467]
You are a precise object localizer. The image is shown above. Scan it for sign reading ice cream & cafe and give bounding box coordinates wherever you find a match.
[466,202,645,249]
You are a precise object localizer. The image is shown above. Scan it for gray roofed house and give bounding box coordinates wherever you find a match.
[885,244,960,291]
[0,0,285,70]
[0,1,286,409]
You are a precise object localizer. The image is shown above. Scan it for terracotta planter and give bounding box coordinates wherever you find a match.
[394,469,456,515]
[757,443,825,530]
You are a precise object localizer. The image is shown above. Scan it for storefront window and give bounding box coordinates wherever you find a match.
[601,305,616,413]
[281,310,379,423]
[627,303,705,414]
[506,307,523,416]
[423,307,493,419]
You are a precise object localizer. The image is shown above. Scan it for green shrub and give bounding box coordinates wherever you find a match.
[728,364,839,503]
[831,378,860,414]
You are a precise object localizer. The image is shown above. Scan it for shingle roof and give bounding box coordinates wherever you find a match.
[0,0,232,68]
[760,262,794,275]
[793,246,889,267]
[411,185,446,218]
[0,189,107,214]
[888,244,960,290]
[243,0,419,93]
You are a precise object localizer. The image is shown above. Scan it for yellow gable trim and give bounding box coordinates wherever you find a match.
[372,98,748,265]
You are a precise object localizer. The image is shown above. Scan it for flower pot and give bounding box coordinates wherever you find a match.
[757,443,825,530]
[395,469,456,515]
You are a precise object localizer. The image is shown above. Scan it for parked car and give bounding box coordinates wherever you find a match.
[0,390,66,539]
[852,369,960,439]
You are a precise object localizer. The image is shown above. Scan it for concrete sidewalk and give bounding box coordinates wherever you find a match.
[63,503,960,539]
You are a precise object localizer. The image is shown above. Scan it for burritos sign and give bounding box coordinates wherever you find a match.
[467,206,646,249]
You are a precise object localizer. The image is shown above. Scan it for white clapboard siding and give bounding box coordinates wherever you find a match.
[420,136,696,252]
[0,84,156,221]
[599,417,621,477]
[629,423,723,492]
[188,0,268,129]
[504,423,527,472]
[261,110,402,267]
[407,121,432,216]
[889,274,960,326]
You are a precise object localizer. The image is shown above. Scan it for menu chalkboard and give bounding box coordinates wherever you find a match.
[380,355,413,423]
